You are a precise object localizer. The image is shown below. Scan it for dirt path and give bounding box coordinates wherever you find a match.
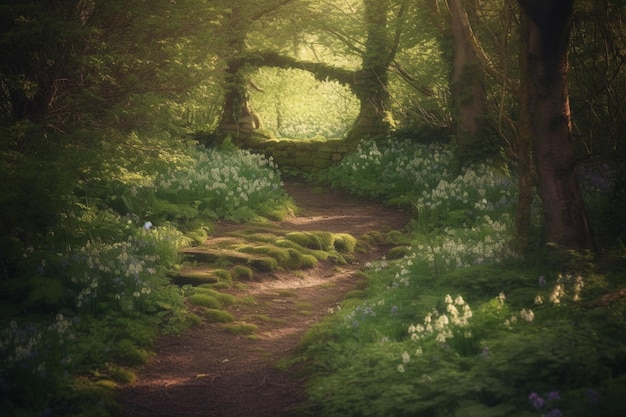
[118,181,411,417]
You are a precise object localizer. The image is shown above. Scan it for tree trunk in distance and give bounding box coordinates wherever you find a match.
[514,10,535,253]
[346,0,394,144]
[446,0,489,166]
[518,0,594,250]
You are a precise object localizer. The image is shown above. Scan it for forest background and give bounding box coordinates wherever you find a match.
[1,1,625,416]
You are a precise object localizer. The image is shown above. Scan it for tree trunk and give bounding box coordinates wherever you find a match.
[514,11,535,252]
[346,0,394,144]
[446,0,489,165]
[518,0,593,250]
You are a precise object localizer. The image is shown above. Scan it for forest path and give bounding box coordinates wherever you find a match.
[118,180,411,417]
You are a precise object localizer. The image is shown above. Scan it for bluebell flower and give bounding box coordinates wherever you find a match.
[528,392,545,410]
[143,221,153,230]
[538,276,546,286]
[547,391,560,401]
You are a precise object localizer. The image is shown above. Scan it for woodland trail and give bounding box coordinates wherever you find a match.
[118,181,411,417]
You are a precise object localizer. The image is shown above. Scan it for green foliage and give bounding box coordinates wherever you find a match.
[0,131,292,416]
[297,139,626,417]
[250,68,359,139]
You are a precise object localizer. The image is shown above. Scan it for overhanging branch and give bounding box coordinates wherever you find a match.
[230,50,357,89]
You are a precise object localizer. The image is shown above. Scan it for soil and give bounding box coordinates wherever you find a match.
[118,180,411,417]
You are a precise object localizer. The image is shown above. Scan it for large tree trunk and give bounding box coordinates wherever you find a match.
[518,0,593,250]
[346,0,395,144]
[217,63,261,140]
[446,0,489,165]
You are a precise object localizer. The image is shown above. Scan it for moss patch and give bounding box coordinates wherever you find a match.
[187,293,221,309]
[223,322,258,336]
[203,308,235,323]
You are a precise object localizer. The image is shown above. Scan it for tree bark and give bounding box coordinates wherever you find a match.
[514,11,535,252]
[446,0,489,164]
[346,0,395,143]
[518,0,593,250]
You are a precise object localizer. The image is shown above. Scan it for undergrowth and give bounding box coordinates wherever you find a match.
[296,137,626,417]
[0,135,290,417]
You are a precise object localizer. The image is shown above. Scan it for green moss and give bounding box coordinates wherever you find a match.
[172,270,219,286]
[114,339,152,366]
[333,233,357,253]
[203,308,235,323]
[239,244,291,264]
[213,269,232,282]
[223,322,258,335]
[310,231,335,250]
[253,256,279,271]
[192,287,235,305]
[388,245,411,259]
[285,231,316,248]
[300,254,319,268]
[203,281,232,290]
[232,265,254,280]
[187,293,221,309]
[106,365,137,384]
[386,230,411,245]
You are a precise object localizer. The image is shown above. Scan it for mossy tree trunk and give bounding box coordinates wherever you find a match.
[446,0,490,166]
[346,0,398,144]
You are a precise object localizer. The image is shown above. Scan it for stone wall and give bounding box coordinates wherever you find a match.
[238,136,356,173]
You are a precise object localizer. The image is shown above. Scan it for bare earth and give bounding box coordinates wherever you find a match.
[118,181,411,417]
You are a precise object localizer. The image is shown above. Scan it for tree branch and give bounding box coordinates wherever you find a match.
[446,0,515,91]
[231,50,356,89]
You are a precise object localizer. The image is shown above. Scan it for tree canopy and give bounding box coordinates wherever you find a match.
[1,0,625,251]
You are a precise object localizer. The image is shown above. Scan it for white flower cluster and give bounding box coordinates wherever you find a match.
[408,295,473,344]
[0,314,74,382]
[67,225,185,313]
[152,147,283,217]
[404,217,518,275]
[535,273,585,306]
[416,165,516,218]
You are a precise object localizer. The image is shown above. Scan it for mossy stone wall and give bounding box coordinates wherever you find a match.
[238,136,356,173]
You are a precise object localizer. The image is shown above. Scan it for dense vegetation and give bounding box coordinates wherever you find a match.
[1,0,625,416]
[300,139,626,416]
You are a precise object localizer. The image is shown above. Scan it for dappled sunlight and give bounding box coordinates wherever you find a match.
[250,68,359,139]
